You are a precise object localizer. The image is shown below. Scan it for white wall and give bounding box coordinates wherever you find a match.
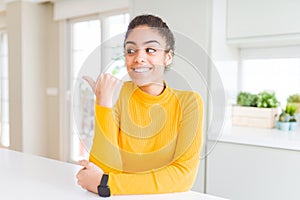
[46,4,60,160]
[129,0,210,49]
[7,1,23,152]
[210,0,239,98]
[211,0,238,61]
[0,0,6,12]
[21,2,48,155]
[7,1,58,157]
[53,0,128,20]
[0,11,5,28]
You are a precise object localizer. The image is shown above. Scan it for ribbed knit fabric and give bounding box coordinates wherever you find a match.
[89,81,203,194]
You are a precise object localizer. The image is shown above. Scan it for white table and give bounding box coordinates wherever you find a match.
[0,148,227,200]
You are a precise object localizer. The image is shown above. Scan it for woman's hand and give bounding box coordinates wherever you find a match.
[76,160,104,194]
[83,73,121,107]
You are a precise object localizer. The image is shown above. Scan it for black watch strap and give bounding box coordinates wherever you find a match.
[100,174,109,186]
[98,174,111,197]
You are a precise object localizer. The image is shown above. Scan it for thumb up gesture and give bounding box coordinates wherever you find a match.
[83,73,122,108]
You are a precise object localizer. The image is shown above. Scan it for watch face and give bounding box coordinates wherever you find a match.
[98,186,111,197]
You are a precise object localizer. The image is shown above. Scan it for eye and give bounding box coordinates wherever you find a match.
[146,48,156,54]
[126,48,136,55]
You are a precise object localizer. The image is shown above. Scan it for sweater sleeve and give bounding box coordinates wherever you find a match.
[107,92,204,195]
[89,97,123,173]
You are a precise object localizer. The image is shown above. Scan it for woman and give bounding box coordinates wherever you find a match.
[76,14,204,196]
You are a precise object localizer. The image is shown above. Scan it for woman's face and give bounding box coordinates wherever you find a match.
[125,25,173,87]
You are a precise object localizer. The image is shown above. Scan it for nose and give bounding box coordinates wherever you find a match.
[134,49,146,63]
[135,56,145,63]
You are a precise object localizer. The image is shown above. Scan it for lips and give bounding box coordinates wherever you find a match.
[132,67,152,73]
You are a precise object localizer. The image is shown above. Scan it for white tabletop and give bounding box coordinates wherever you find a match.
[0,148,227,200]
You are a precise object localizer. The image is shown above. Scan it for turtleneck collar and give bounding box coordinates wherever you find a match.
[132,81,171,104]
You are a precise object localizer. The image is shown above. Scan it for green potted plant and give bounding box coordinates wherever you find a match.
[256,91,279,108]
[277,103,298,131]
[237,92,258,107]
[232,91,279,128]
[286,103,298,131]
[277,110,290,131]
[287,94,300,114]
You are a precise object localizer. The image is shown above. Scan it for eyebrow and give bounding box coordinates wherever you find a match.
[125,40,161,46]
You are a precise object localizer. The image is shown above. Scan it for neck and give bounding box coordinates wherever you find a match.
[139,82,165,96]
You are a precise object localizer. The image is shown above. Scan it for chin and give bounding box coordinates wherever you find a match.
[132,79,147,87]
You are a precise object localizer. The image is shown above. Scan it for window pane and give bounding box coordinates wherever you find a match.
[0,31,9,147]
[70,19,101,161]
[72,19,101,81]
[2,101,9,122]
[241,58,300,106]
[2,79,9,101]
[2,33,7,55]
[70,14,129,162]
[104,13,130,39]
[73,20,101,51]
[2,58,8,77]
[102,14,130,79]
[1,123,9,147]
[215,61,239,103]
[215,61,239,128]
[72,51,89,78]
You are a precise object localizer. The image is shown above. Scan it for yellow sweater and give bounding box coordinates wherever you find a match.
[89,81,203,195]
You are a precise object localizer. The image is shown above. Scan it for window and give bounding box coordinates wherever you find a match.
[0,31,9,147]
[241,58,300,106]
[69,13,129,162]
[215,60,239,126]
[239,46,300,107]
[217,46,300,129]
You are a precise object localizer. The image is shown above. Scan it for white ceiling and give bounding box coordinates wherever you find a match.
[0,0,58,11]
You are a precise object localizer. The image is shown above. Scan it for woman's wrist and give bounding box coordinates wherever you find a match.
[96,98,113,108]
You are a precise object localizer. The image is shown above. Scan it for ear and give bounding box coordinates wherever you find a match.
[164,50,173,66]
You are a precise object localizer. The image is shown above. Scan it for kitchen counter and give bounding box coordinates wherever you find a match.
[208,124,300,151]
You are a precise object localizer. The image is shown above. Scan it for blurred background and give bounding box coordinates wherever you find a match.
[0,0,300,199]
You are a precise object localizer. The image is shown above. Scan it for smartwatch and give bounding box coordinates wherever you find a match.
[97,174,111,197]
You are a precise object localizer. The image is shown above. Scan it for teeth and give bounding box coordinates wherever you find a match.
[133,67,151,73]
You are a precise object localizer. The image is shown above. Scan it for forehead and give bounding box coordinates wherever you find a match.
[125,26,166,46]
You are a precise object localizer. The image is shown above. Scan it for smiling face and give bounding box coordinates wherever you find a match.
[125,26,173,89]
